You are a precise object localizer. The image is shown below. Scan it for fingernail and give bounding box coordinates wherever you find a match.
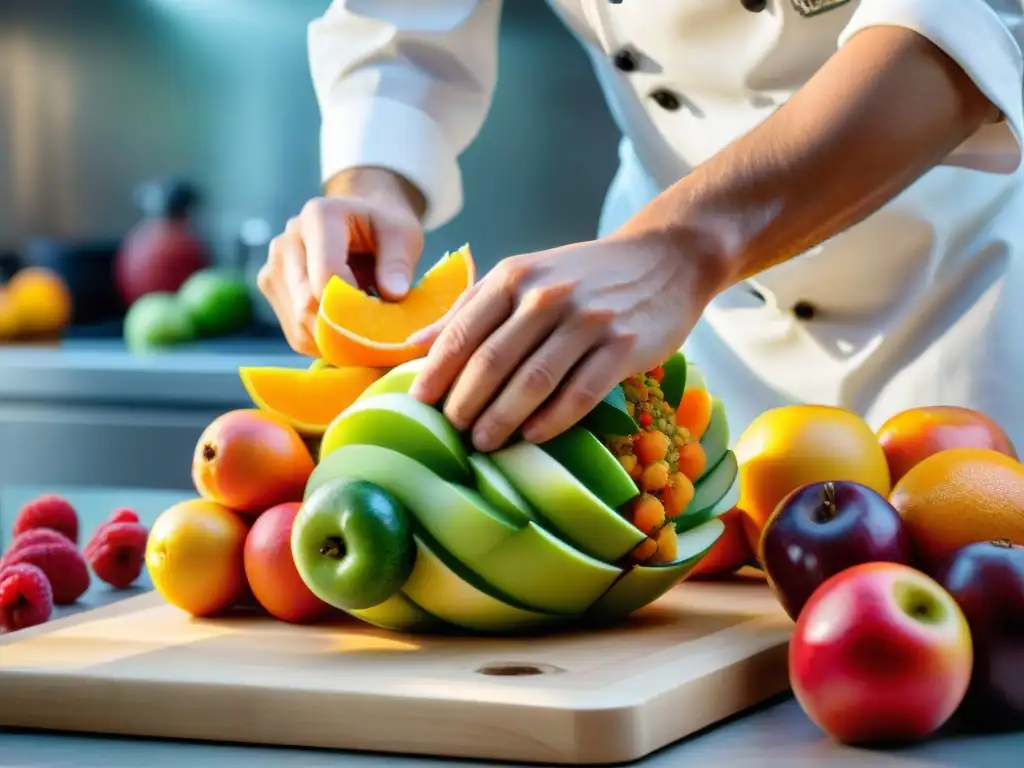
[473,425,497,453]
[406,328,427,345]
[380,271,409,297]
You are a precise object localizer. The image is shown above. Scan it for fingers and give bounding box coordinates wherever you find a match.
[521,337,635,445]
[261,196,425,358]
[443,282,573,437]
[298,203,357,296]
[374,219,424,301]
[257,231,319,357]
[469,308,610,452]
[405,280,482,347]
[408,275,516,407]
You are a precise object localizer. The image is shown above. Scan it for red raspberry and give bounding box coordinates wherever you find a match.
[109,508,140,525]
[0,536,89,605]
[5,528,70,556]
[12,494,79,544]
[0,563,53,633]
[85,522,148,589]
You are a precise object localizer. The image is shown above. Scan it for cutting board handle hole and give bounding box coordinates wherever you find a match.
[475,662,563,677]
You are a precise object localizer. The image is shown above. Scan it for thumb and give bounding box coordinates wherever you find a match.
[374,224,421,301]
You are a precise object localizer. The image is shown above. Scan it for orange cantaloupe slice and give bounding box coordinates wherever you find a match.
[315,244,475,368]
[239,366,384,436]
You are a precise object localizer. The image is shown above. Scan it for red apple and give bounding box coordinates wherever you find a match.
[243,502,331,624]
[790,562,973,744]
[761,481,913,620]
[936,539,1024,732]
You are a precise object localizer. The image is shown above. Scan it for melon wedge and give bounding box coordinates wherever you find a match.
[348,592,444,633]
[316,245,475,368]
[401,533,560,633]
[238,366,383,436]
[586,518,725,620]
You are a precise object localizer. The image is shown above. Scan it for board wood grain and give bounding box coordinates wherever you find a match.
[0,575,793,765]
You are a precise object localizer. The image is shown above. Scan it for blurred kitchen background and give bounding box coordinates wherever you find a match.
[0,0,620,494]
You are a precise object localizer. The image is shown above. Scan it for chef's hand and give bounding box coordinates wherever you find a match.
[408,230,729,452]
[257,168,426,357]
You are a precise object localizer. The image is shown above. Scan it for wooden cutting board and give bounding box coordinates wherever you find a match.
[0,574,793,765]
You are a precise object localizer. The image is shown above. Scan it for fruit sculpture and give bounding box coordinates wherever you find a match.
[138,246,739,633]
[291,351,734,633]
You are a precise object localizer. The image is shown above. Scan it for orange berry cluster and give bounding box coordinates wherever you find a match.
[604,368,709,565]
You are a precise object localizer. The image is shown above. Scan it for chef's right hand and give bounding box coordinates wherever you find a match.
[257,168,426,357]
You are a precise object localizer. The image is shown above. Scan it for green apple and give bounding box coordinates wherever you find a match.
[468,453,534,526]
[319,393,471,484]
[586,518,725,620]
[540,427,638,509]
[659,350,688,408]
[490,441,645,562]
[348,593,445,633]
[123,292,196,352]
[306,445,622,614]
[355,358,428,401]
[677,451,739,523]
[697,397,730,480]
[177,269,252,337]
[402,533,559,633]
[292,478,415,610]
[308,358,334,372]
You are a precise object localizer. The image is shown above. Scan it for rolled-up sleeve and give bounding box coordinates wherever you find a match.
[838,0,1024,174]
[308,1,503,230]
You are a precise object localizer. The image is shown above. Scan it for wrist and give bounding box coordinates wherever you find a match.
[613,201,743,301]
[324,167,427,221]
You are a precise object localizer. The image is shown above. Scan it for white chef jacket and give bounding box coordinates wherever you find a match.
[308,0,1024,449]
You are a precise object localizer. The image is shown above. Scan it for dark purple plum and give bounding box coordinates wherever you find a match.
[761,480,914,620]
[937,539,1024,733]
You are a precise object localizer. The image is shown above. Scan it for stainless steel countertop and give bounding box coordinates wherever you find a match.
[0,338,305,409]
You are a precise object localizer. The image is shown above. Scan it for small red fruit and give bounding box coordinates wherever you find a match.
[0,563,54,632]
[5,528,71,555]
[109,508,140,525]
[0,535,90,605]
[12,494,79,544]
[85,522,149,589]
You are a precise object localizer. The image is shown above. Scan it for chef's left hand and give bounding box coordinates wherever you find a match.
[407,231,728,452]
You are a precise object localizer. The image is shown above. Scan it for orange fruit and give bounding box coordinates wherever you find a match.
[0,291,20,339]
[315,244,475,368]
[889,447,1024,568]
[192,409,315,514]
[735,405,891,541]
[676,387,714,440]
[145,499,249,617]
[877,406,1017,486]
[238,365,383,436]
[5,267,72,335]
[690,506,755,577]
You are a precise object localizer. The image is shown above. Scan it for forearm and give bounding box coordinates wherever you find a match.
[324,167,427,221]
[625,25,1001,292]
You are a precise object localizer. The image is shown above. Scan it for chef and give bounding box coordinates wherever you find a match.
[258,0,1024,453]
